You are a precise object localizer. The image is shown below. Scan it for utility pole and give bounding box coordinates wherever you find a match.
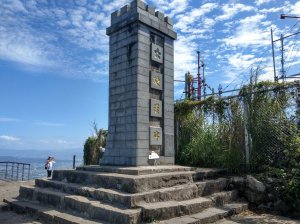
[202,62,206,99]
[197,50,201,101]
[280,34,286,82]
[271,28,277,82]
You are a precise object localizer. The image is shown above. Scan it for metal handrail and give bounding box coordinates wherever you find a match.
[0,161,31,181]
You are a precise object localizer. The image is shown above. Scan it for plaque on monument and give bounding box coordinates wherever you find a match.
[150,126,162,145]
[150,99,162,117]
[151,71,163,90]
[151,43,163,64]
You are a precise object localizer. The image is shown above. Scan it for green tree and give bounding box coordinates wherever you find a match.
[83,122,107,165]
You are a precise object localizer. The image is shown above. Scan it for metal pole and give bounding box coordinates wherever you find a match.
[197,50,201,101]
[271,28,277,81]
[22,164,24,181]
[187,72,191,99]
[28,164,30,180]
[243,97,250,173]
[5,163,8,179]
[212,88,215,125]
[280,34,285,81]
[73,155,76,169]
[185,73,188,99]
[17,163,19,180]
[176,121,179,158]
[202,63,206,99]
[11,163,14,180]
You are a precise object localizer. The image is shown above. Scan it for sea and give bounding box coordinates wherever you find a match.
[0,156,83,180]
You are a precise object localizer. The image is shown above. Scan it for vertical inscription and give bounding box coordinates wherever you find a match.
[150,126,162,145]
[151,71,163,90]
[151,43,163,64]
[150,99,162,117]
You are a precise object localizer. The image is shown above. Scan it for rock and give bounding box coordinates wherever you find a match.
[246,175,266,193]
[245,190,267,204]
[268,193,276,202]
[273,200,290,212]
[230,176,245,190]
[257,202,272,210]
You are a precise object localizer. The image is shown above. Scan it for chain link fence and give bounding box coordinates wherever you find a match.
[175,81,300,174]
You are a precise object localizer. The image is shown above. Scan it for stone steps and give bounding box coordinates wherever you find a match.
[5,166,247,224]
[18,184,239,223]
[35,177,230,208]
[19,185,141,224]
[140,190,239,222]
[52,168,226,193]
[141,197,212,221]
[76,165,195,175]
[4,198,108,224]
[158,202,248,224]
[52,170,194,193]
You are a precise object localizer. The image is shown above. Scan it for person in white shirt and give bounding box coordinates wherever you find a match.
[45,156,55,178]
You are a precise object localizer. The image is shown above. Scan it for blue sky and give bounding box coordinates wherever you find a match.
[0,0,299,151]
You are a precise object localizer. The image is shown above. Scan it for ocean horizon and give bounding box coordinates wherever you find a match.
[0,156,83,180]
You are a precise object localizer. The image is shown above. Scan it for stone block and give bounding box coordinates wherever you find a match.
[120,5,130,15]
[131,0,146,10]
[150,71,163,90]
[150,126,162,145]
[151,43,163,64]
[150,19,160,30]
[138,13,151,26]
[137,139,149,149]
[164,16,173,26]
[150,99,162,117]
[155,11,164,20]
[146,5,155,15]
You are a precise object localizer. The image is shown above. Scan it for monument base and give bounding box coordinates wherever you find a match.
[5,165,248,224]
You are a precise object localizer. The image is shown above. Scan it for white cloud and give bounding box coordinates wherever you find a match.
[216,3,255,21]
[175,3,218,32]
[220,14,270,47]
[255,0,274,6]
[150,0,190,17]
[0,135,20,141]
[0,117,19,122]
[290,1,300,15]
[34,121,65,127]
[260,6,285,13]
[174,35,198,80]
[57,140,68,144]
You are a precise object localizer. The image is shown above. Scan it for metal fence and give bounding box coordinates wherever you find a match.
[175,81,300,173]
[0,162,31,181]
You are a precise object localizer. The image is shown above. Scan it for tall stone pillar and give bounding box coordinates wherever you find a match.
[102,0,177,166]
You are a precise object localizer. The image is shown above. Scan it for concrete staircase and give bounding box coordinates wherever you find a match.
[4,165,248,224]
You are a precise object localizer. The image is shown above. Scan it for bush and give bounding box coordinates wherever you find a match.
[83,122,107,165]
[83,137,99,165]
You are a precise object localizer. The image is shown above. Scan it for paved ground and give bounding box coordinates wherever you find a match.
[0,180,299,224]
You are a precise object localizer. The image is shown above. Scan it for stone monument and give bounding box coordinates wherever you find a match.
[102,0,177,166]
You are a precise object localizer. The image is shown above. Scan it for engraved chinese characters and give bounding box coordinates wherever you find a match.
[151,43,163,64]
[150,42,163,146]
[150,127,162,145]
[150,99,162,117]
[151,71,163,90]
